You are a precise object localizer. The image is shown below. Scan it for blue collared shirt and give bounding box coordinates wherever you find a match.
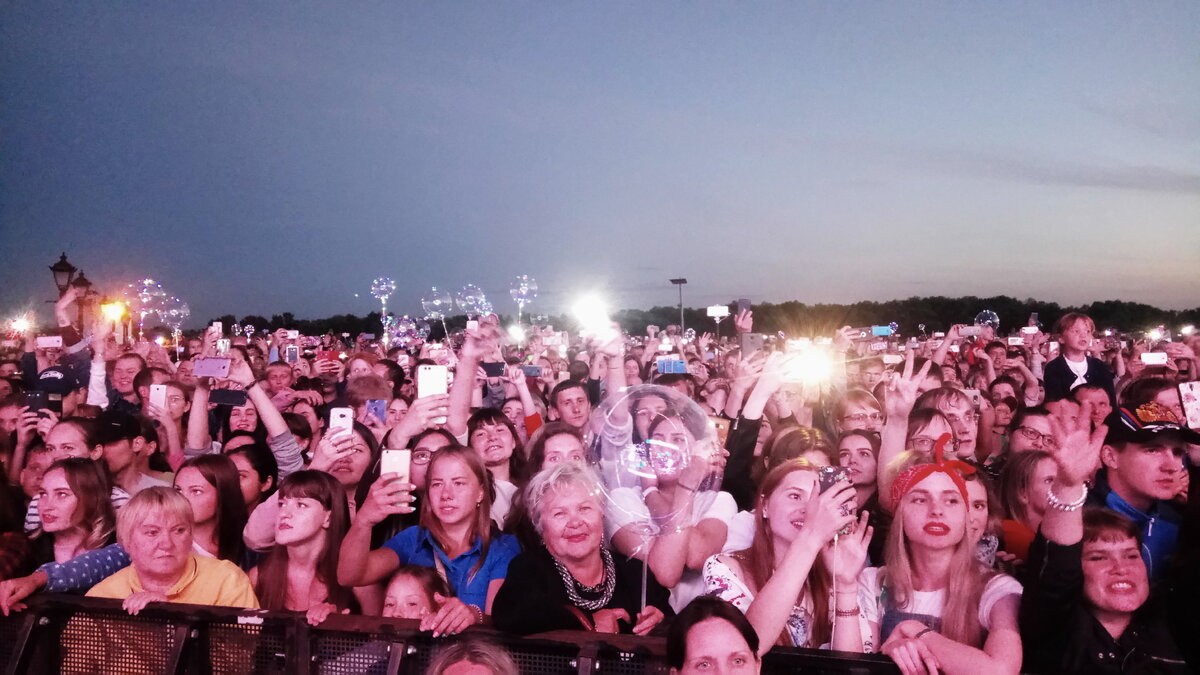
[381,526,520,610]
[1103,490,1179,582]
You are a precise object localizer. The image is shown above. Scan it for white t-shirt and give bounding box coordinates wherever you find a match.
[491,479,518,529]
[857,566,1022,637]
[1065,357,1089,390]
[605,487,738,611]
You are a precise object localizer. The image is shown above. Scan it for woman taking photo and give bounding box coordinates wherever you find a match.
[250,470,352,625]
[493,462,670,635]
[703,460,871,652]
[338,447,520,636]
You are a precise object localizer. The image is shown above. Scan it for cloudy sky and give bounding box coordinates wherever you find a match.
[2,2,1197,326]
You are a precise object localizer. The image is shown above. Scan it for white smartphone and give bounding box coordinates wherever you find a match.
[1007,337,1025,346]
[1048,341,1060,353]
[329,407,354,433]
[36,335,63,349]
[212,321,223,335]
[381,449,412,483]
[962,388,982,410]
[216,338,231,355]
[417,365,449,424]
[882,354,904,365]
[286,330,300,339]
[466,320,479,331]
[149,384,168,410]
[1140,352,1168,366]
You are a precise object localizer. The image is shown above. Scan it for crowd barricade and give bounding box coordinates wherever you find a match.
[0,594,900,674]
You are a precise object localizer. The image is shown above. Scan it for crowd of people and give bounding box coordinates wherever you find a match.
[1,285,1198,674]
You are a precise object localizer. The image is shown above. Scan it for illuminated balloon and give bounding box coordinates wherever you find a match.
[974,310,1000,331]
[508,275,538,307]
[415,319,431,340]
[160,297,191,332]
[595,385,724,540]
[455,284,489,317]
[370,277,396,302]
[685,328,698,342]
[421,287,453,320]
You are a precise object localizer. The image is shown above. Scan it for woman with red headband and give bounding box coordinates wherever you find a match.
[849,436,1023,675]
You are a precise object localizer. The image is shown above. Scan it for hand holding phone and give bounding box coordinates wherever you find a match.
[381,449,412,484]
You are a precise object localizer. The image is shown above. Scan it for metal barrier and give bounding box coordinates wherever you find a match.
[0,594,900,674]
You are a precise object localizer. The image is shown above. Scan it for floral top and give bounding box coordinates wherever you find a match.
[703,554,814,648]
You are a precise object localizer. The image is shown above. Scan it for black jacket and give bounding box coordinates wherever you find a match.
[1043,355,1116,404]
[1019,534,1188,674]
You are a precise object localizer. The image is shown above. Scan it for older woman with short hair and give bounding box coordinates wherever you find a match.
[86,486,258,614]
[493,462,672,635]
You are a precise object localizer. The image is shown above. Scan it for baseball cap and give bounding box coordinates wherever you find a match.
[1104,402,1200,445]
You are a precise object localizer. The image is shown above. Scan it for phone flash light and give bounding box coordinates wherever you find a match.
[101,303,127,321]
[10,318,30,333]
[1148,328,1165,342]
[154,336,166,346]
[572,295,611,335]
[1183,325,1196,336]
[507,324,526,342]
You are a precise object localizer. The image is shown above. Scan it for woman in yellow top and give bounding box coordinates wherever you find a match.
[86,486,258,613]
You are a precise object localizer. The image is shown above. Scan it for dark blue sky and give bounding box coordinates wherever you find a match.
[2,2,1197,327]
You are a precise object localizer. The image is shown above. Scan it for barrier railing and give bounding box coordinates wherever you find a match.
[0,594,900,674]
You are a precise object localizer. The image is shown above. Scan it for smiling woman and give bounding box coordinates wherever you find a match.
[492,462,673,636]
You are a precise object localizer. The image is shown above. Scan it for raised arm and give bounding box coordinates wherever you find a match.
[877,351,932,506]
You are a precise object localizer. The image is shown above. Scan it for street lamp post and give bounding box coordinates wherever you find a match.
[669,278,688,334]
[49,253,78,297]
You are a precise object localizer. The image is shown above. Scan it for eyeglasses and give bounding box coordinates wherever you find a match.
[911,436,960,452]
[1015,426,1058,448]
[943,412,976,427]
[842,413,884,425]
[412,450,433,465]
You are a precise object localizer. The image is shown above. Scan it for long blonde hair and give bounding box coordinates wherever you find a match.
[881,475,995,646]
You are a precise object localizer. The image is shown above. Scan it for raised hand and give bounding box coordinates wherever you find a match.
[1046,400,1106,487]
[884,349,933,419]
[821,510,874,585]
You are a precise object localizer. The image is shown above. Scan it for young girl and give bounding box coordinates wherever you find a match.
[250,470,352,625]
[382,565,451,620]
[31,458,117,565]
[338,447,521,636]
[175,454,247,565]
[703,460,870,653]
[855,451,1023,673]
[227,443,278,512]
[997,450,1054,562]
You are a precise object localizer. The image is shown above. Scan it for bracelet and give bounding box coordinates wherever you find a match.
[1046,483,1088,512]
[914,627,935,640]
[835,606,860,617]
[469,604,483,624]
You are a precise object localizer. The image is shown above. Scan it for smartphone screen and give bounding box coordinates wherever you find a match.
[36,335,63,349]
[365,399,388,426]
[209,389,249,407]
[193,357,232,378]
[1179,382,1200,429]
[416,365,448,424]
[149,384,168,410]
[285,345,299,363]
[381,449,412,483]
[482,362,506,378]
[216,338,231,355]
[1140,352,1169,366]
[736,298,751,315]
[24,391,47,413]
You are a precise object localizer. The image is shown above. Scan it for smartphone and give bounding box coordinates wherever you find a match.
[212,321,223,335]
[24,390,47,414]
[149,384,168,411]
[216,338,231,355]
[1179,382,1200,429]
[521,365,544,377]
[869,341,887,352]
[656,358,687,374]
[36,335,63,349]
[882,354,904,365]
[709,416,731,447]
[949,344,961,353]
[962,388,982,411]
[1007,337,1025,346]
[482,362,506,378]
[363,333,376,341]
[316,350,339,362]
[706,305,730,319]
[958,326,982,337]
[1028,312,1039,327]
[285,345,300,364]
[286,330,300,339]
[193,357,232,379]
[871,325,894,337]
[736,298,751,315]
[466,320,479,331]
[1141,352,1169,366]
[396,354,411,368]
[817,466,854,535]
[739,332,764,354]
[362,396,386,422]
[329,407,354,433]
[416,365,449,424]
[210,389,249,407]
[381,449,412,483]
[1020,326,1038,335]
[1048,341,1060,353]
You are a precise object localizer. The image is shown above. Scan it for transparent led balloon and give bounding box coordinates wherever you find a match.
[593,384,724,537]
[455,284,488,318]
[421,287,453,320]
[974,310,1000,331]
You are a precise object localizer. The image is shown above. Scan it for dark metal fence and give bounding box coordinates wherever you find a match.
[0,594,900,674]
